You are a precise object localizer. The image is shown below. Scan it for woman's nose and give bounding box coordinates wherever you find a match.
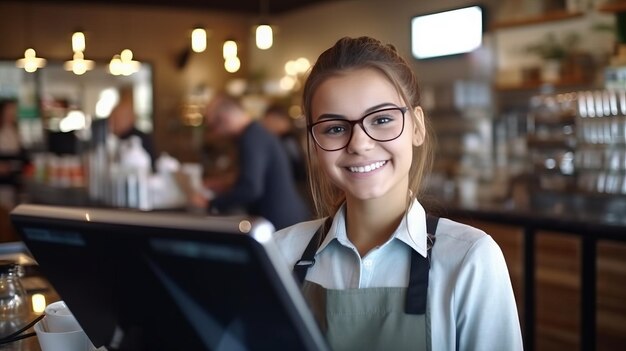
[346,124,374,153]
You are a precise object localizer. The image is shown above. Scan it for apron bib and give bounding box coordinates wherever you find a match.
[294,215,439,351]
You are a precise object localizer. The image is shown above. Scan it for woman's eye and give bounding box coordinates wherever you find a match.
[371,115,393,125]
[323,124,347,135]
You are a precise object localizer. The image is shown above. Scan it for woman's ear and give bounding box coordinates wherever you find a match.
[411,106,425,147]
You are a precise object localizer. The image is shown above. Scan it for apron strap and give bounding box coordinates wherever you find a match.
[405,214,439,315]
[293,218,331,284]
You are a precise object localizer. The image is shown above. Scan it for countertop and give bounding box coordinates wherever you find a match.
[425,190,626,241]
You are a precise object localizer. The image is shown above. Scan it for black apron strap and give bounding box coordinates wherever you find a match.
[405,214,439,315]
[293,218,331,284]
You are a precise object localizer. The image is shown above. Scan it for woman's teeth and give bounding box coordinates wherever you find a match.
[348,161,386,173]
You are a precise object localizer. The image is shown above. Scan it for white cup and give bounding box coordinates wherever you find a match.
[34,320,93,351]
[43,301,82,333]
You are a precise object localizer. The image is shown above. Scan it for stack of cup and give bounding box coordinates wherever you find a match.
[34,301,97,351]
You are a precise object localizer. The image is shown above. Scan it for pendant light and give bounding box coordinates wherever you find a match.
[15,2,46,73]
[109,10,141,76]
[222,39,240,73]
[256,24,273,50]
[191,26,207,53]
[255,0,273,50]
[223,40,238,59]
[65,29,94,75]
[109,49,141,76]
[16,49,46,73]
[64,52,95,75]
[72,31,85,53]
[224,57,241,73]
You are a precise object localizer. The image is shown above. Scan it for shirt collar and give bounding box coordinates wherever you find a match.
[315,199,428,258]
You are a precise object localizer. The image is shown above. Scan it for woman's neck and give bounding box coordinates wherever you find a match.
[345,193,408,257]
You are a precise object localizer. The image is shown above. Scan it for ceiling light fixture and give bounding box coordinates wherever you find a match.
[224,57,241,73]
[255,0,273,50]
[222,39,240,73]
[191,26,207,53]
[256,24,273,50]
[64,52,94,76]
[72,31,86,53]
[15,2,46,73]
[223,40,237,59]
[65,30,94,75]
[109,49,141,76]
[109,10,141,76]
[16,48,47,73]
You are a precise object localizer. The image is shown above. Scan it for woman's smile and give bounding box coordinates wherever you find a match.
[346,160,387,174]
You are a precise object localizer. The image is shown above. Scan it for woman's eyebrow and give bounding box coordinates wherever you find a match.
[363,102,397,114]
[317,113,346,121]
[316,102,398,121]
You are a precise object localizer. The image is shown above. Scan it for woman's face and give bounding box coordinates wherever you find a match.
[310,68,424,203]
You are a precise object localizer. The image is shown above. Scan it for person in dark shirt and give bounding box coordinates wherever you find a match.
[192,93,311,230]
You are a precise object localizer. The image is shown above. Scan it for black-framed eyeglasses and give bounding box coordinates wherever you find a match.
[309,106,408,151]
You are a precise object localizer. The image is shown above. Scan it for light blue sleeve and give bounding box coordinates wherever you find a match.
[453,236,524,350]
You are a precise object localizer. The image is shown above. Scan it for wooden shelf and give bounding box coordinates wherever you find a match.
[492,11,584,30]
[597,1,626,13]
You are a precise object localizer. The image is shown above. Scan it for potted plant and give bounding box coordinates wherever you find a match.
[525,32,581,83]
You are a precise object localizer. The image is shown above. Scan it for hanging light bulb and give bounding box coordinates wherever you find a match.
[224,56,241,73]
[121,49,141,76]
[16,3,46,73]
[109,49,141,76]
[72,31,86,53]
[16,48,47,73]
[109,54,123,76]
[255,24,273,50]
[121,49,133,62]
[64,51,95,75]
[65,29,94,75]
[223,40,237,59]
[191,27,207,53]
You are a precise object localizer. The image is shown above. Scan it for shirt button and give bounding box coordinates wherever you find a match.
[363,259,373,267]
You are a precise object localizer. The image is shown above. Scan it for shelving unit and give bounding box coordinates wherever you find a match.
[489,4,605,190]
[526,93,578,192]
[522,89,626,196]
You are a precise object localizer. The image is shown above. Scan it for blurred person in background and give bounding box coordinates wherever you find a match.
[261,103,310,202]
[108,99,156,167]
[191,93,311,230]
[0,99,28,209]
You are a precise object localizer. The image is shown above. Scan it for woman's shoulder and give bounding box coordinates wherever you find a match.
[435,217,489,243]
[432,217,503,265]
[272,218,327,266]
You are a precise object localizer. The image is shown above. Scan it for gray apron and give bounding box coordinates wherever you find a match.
[293,215,439,351]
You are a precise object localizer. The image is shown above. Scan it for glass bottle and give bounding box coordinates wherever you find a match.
[0,260,28,348]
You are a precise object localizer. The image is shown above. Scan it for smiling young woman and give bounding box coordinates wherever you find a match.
[273,36,523,351]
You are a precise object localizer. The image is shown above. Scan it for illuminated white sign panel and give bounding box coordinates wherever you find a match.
[411,6,483,59]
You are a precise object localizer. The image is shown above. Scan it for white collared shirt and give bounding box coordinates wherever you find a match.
[273,199,523,350]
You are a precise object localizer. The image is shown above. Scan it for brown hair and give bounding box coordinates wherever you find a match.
[302,36,434,219]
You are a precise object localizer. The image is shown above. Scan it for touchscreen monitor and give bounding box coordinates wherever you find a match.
[11,204,328,351]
